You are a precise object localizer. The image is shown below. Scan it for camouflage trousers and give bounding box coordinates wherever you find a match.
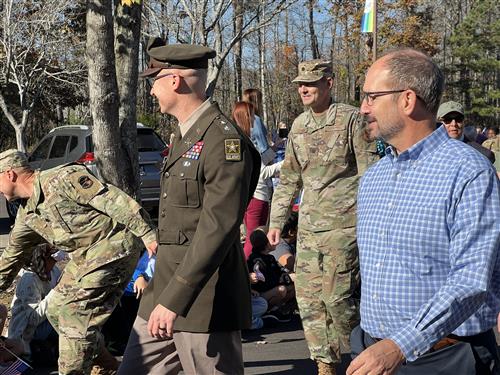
[46,253,139,375]
[295,227,360,365]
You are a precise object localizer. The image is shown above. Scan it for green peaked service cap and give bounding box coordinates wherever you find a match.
[141,37,216,78]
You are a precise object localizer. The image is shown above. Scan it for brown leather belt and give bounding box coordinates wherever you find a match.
[429,336,460,352]
[372,335,461,353]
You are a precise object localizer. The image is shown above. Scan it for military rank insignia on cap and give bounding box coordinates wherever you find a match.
[224,139,241,161]
[182,141,204,160]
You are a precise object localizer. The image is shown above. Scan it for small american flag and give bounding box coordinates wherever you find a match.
[0,357,31,375]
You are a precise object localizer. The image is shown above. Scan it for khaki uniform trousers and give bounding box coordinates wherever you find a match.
[118,316,243,375]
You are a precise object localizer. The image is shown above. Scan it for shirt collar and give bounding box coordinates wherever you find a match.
[385,124,449,164]
[25,171,42,213]
[179,98,212,137]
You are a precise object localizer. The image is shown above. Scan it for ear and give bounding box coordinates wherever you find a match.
[5,169,17,182]
[171,74,182,91]
[401,90,418,115]
[326,77,334,89]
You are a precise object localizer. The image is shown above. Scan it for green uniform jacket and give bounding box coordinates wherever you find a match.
[0,164,156,291]
[270,102,377,232]
[138,102,260,332]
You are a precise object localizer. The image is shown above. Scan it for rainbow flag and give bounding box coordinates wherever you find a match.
[361,0,375,33]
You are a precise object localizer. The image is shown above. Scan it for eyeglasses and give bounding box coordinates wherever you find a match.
[361,90,406,106]
[441,115,464,125]
[146,73,174,86]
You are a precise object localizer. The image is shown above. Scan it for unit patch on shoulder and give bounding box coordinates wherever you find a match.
[78,175,93,189]
[224,139,241,161]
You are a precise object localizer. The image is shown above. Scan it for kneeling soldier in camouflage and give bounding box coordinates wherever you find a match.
[0,149,158,375]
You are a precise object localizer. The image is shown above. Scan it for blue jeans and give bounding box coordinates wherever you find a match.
[251,296,268,330]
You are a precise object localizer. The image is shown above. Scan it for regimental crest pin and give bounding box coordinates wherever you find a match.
[182,141,204,160]
[224,139,241,161]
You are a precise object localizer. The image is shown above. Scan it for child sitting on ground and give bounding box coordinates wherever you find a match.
[247,227,295,322]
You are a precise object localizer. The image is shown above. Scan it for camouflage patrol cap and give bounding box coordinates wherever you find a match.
[437,101,464,119]
[141,37,216,78]
[0,149,29,173]
[292,59,333,83]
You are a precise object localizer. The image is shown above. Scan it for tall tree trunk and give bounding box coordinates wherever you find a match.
[86,0,129,193]
[308,0,320,59]
[233,0,243,101]
[0,93,27,152]
[114,0,142,199]
[259,5,268,127]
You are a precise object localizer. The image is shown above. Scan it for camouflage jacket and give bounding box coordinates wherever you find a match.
[482,135,500,170]
[0,164,156,291]
[269,102,377,232]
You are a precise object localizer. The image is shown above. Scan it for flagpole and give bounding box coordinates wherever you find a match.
[373,0,377,62]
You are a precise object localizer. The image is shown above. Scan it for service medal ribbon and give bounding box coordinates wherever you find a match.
[182,141,204,160]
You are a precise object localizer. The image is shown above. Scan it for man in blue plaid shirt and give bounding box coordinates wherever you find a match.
[347,49,500,375]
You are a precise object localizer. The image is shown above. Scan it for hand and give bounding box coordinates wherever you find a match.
[346,339,405,375]
[267,228,281,246]
[148,304,177,339]
[146,240,158,257]
[249,272,258,284]
[133,276,149,299]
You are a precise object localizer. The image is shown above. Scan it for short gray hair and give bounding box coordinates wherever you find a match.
[382,49,444,114]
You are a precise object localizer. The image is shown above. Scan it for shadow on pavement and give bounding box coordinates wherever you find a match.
[244,358,316,374]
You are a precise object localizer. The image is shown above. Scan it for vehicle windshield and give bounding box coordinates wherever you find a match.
[85,129,165,152]
[137,129,165,152]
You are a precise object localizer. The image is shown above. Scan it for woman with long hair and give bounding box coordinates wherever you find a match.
[232,102,283,259]
[232,101,254,138]
[242,88,270,154]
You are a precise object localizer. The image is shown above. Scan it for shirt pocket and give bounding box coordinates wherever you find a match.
[168,162,201,208]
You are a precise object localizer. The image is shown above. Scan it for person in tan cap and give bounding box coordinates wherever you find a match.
[0,148,157,374]
[117,38,260,375]
[267,59,376,375]
[437,101,495,163]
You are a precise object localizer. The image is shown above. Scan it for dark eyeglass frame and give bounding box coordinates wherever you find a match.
[362,90,406,105]
[441,115,465,125]
[146,73,174,86]
[362,89,426,107]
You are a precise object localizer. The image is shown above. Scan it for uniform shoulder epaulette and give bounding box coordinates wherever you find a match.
[211,115,243,161]
[214,115,239,136]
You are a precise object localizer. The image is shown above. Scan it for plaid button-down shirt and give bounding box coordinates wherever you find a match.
[357,125,500,361]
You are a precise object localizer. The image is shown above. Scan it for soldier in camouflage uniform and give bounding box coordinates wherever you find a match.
[267,60,377,375]
[0,149,158,375]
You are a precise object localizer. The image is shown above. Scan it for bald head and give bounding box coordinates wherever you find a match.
[374,49,445,114]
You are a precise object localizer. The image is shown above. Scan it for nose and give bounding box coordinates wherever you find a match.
[360,98,370,114]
